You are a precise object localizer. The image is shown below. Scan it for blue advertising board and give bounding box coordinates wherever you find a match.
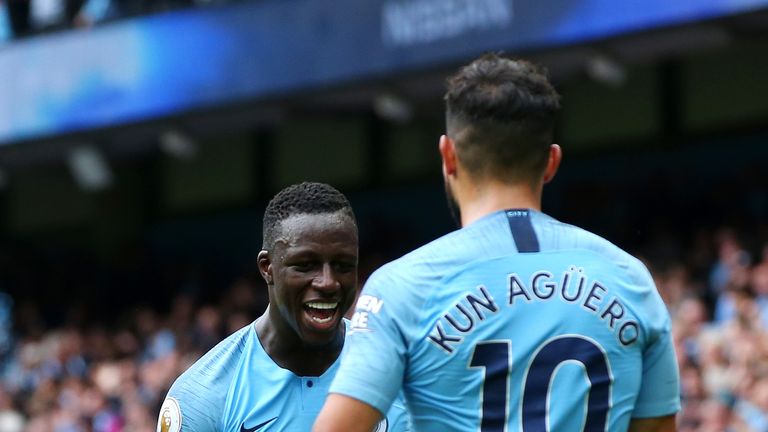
[1,0,767,144]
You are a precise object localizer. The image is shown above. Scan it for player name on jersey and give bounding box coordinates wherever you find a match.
[428,265,640,354]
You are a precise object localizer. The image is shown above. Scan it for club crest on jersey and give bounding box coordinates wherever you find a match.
[157,398,182,432]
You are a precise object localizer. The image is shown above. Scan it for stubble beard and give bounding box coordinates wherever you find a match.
[444,179,462,229]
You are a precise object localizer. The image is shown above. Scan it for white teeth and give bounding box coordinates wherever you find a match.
[305,302,338,324]
[305,301,338,310]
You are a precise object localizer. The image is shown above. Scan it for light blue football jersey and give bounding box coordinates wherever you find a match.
[331,209,680,431]
[158,320,409,431]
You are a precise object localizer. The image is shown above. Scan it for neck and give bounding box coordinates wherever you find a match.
[458,178,542,227]
[255,306,343,376]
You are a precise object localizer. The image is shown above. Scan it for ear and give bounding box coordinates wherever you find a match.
[439,135,458,178]
[542,144,562,184]
[257,250,273,285]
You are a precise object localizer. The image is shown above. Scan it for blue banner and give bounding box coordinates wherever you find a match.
[1,0,767,144]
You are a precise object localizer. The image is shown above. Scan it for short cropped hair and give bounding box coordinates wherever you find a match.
[445,53,561,183]
[262,182,356,250]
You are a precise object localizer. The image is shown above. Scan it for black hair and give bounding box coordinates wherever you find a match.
[262,182,356,250]
[445,53,561,183]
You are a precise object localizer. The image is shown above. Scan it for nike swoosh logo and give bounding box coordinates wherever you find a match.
[240,417,277,432]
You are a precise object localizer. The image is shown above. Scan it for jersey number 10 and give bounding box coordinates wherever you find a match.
[468,336,612,432]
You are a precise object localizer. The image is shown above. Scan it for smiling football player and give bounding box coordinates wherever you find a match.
[157,182,409,432]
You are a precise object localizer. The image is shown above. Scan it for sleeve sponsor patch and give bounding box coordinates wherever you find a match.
[350,295,384,333]
[157,397,182,432]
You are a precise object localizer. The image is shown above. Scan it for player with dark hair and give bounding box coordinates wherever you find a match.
[157,182,409,431]
[315,54,680,432]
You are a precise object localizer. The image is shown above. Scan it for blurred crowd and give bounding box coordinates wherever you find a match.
[659,228,768,432]
[0,275,267,432]
[1,224,768,431]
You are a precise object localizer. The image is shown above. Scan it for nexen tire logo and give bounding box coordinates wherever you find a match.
[382,0,513,46]
[350,295,384,333]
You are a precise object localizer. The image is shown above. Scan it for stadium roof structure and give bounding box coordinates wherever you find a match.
[1,0,768,167]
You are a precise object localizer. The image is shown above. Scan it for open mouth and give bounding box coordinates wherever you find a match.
[303,301,340,327]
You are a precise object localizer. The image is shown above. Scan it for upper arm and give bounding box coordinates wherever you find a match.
[383,394,412,431]
[629,414,676,432]
[632,326,680,418]
[631,266,681,419]
[329,271,416,415]
[313,394,382,432]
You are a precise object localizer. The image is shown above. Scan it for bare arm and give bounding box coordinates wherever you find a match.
[313,393,382,432]
[629,414,677,432]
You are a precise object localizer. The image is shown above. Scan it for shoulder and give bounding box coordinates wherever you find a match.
[363,213,515,310]
[162,324,254,431]
[383,393,412,431]
[536,213,653,285]
[538,214,670,332]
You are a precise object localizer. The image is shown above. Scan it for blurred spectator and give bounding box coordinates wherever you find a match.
[0,292,13,365]
[0,388,24,432]
[189,304,222,354]
[709,229,751,314]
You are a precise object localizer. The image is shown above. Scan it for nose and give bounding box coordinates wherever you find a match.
[313,263,341,293]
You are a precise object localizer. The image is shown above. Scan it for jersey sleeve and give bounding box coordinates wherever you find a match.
[631,321,681,418]
[157,327,248,432]
[330,266,419,417]
[157,373,222,432]
[630,264,681,418]
[383,395,412,431]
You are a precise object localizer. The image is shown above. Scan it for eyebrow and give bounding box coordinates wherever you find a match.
[284,248,357,260]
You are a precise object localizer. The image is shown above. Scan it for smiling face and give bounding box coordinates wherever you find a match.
[259,211,358,347]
